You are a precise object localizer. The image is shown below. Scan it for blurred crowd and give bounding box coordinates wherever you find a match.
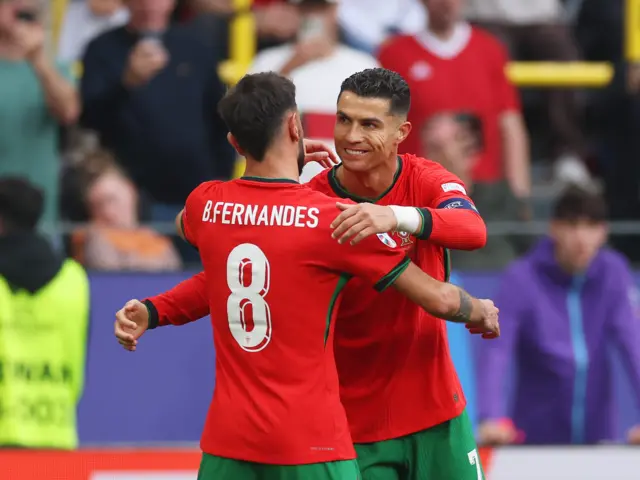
[1,0,640,451]
[0,0,638,271]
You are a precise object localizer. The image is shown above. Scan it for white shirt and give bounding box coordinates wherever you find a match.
[249,44,379,182]
[464,0,562,25]
[338,0,427,53]
[57,1,130,63]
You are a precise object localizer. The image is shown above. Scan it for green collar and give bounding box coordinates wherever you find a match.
[241,176,299,185]
[328,156,403,203]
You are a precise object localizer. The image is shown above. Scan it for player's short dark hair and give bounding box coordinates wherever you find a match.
[0,177,44,233]
[217,72,298,161]
[339,68,411,117]
[553,185,607,223]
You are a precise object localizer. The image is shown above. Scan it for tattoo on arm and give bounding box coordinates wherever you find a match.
[451,287,473,323]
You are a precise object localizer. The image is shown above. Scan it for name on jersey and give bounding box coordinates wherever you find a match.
[202,200,319,228]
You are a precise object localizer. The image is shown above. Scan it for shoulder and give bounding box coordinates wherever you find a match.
[187,180,225,203]
[84,26,126,54]
[403,154,468,193]
[469,26,509,58]
[596,247,633,277]
[306,168,334,194]
[249,44,294,72]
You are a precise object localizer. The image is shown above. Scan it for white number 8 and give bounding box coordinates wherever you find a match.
[226,243,272,352]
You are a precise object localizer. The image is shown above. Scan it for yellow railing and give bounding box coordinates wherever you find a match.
[218,0,256,88]
[219,0,640,88]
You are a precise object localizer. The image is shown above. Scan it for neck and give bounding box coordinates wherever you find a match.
[554,248,584,276]
[428,20,456,40]
[243,147,301,182]
[336,154,399,199]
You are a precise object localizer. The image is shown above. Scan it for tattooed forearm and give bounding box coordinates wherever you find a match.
[450,287,473,323]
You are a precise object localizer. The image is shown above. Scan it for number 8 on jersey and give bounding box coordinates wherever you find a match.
[226,243,272,352]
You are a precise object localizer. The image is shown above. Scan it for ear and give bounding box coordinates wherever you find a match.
[397,121,412,145]
[227,132,245,157]
[288,111,302,142]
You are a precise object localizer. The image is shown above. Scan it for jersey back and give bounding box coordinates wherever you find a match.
[182,177,408,465]
[309,154,467,443]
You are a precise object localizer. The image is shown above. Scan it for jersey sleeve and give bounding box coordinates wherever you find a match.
[319,206,409,291]
[411,161,486,250]
[414,163,477,211]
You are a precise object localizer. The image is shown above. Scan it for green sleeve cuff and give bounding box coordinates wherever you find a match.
[416,208,434,240]
[374,257,411,292]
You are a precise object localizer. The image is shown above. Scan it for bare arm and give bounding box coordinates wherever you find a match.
[500,112,531,200]
[392,262,498,334]
[32,55,80,125]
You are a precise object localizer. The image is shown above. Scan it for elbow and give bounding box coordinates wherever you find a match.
[459,215,488,251]
[56,98,81,126]
[470,220,488,250]
[59,106,80,126]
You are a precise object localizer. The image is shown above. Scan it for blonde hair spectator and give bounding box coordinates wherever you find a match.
[71,149,182,271]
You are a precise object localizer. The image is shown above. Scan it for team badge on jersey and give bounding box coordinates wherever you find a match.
[396,230,414,247]
[377,232,397,248]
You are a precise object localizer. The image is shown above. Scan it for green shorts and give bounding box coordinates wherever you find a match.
[354,409,484,480]
[197,453,361,480]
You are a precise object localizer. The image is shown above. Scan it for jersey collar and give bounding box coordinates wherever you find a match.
[416,22,472,59]
[328,156,403,203]
[240,176,299,185]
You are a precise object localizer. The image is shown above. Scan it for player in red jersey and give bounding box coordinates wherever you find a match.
[114,72,499,480]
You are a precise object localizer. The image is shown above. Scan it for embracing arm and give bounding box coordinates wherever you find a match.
[392,262,498,335]
[330,169,486,249]
[144,272,210,329]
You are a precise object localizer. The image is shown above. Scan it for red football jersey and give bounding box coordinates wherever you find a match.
[378,27,520,183]
[181,177,409,465]
[308,154,471,443]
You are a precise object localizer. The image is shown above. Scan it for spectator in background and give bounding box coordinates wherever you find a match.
[476,186,640,445]
[422,113,523,269]
[70,151,182,271]
[338,0,427,54]
[80,0,234,225]
[0,178,89,449]
[249,0,378,182]
[0,0,80,232]
[58,0,130,65]
[378,0,532,222]
[251,0,301,49]
[466,0,590,186]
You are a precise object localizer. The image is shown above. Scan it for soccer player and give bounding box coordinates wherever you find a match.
[118,68,493,479]
[115,71,499,480]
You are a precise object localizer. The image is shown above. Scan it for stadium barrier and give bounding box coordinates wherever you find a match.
[75,273,638,445]
[3,447,640,479]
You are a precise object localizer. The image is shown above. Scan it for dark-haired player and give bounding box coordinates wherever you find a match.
[114,71,498,480]
[119,68,492,480]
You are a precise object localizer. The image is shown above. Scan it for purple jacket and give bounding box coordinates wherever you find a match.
[477,238,640,444]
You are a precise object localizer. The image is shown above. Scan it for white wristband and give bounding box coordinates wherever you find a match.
[389,206,421,234]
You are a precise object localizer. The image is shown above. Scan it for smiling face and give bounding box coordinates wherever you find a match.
[334,91,411,173]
